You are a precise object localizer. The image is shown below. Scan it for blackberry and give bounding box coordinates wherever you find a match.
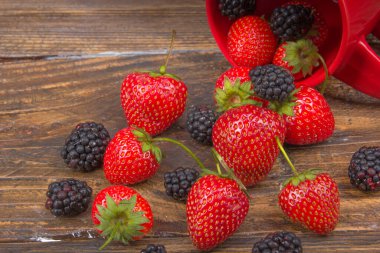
[186,104,218,145]
[348,146,380,191]
[250,64,295,102]
[164,167,199,201]
[270,4,314,41]
[140,244,167,253]
[218,0,256,20]
[45,178,92,217]
[61,122,110,172]
[252,231,302,253]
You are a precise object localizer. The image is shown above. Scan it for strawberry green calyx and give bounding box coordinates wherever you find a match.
[268,88,298,116]
[283,39,329,94]
[132,128,162,163]
[215,77,261,113]
[283,39,319,77]
[275,136,323,186]
[283,168,322,187]
[96,194,150,250]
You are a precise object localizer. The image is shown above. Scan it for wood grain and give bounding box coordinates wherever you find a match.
[1,52,380,252]
[1,0,380,252]
[0,0,217,58]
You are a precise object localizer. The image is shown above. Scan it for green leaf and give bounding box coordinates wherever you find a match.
[105,195,118,213]
[278,104,294,117]
[141,142,152,153]
[291,177,300,186]
[283,39,319,78]
[214,77,258,113]
[305,173,316,180]
[132,129,145,138]
[164,72,181,81]
[151,146,162,163]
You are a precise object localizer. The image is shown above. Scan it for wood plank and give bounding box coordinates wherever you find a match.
[0,0,217,57]
[1,53,380,252]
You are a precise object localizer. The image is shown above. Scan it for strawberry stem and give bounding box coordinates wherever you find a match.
[160,30,176,75]
[153,137,207,171]
[317,54,329,95]
[211,148,250,199]
[99,223,119,250]
[216,163,223,175]
[275,137,299,176]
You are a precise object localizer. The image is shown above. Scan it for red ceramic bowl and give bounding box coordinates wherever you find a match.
[206,0,380,99]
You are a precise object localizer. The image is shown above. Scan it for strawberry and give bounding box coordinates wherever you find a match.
[279,171,340,235]
[92,185,153,250]
[212,104,286,186]
[284,1,328,48]
[120,31,187,136]
[284,86,335,145]
[215,66,252,90]
[103,127,161,185]
[227,16,277,68]
[186,174,249,251]
[275,137,340,235]
[272,40,325,81]
[214,67,267,112]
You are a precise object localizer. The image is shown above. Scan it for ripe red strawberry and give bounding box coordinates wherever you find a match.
[279,172,340,235]
[120,72,187,136]
[284,1,328,48]
[120,31,187,136]
[215,66,252,90]
[92,185,153,250]
[214,67,268,112]
[103,127,161,185]
[186,174,249,251]
[212,105,286,186]
[227,16,277,68]
[272,40,322,81]
[284,86,335,145]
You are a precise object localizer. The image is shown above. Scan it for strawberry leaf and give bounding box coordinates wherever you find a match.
[151,146,162,163]
[96,194,150,250]
[291,177,300,186]
[141,143,152,153]
[283,39,320,78]
[214,77,260,113]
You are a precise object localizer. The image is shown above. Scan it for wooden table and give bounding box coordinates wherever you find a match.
[1,1,380,252]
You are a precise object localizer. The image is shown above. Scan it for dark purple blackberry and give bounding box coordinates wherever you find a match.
[252,231,302,253]
[348,146,380,191]
[250,64,295,102]
[186,104,218,145]
[61,122,110,172]
[270,4,314,41]
[164,167,199,201]
[140,244,167,253]
[45,178,92,217]
[218,0,256,20]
